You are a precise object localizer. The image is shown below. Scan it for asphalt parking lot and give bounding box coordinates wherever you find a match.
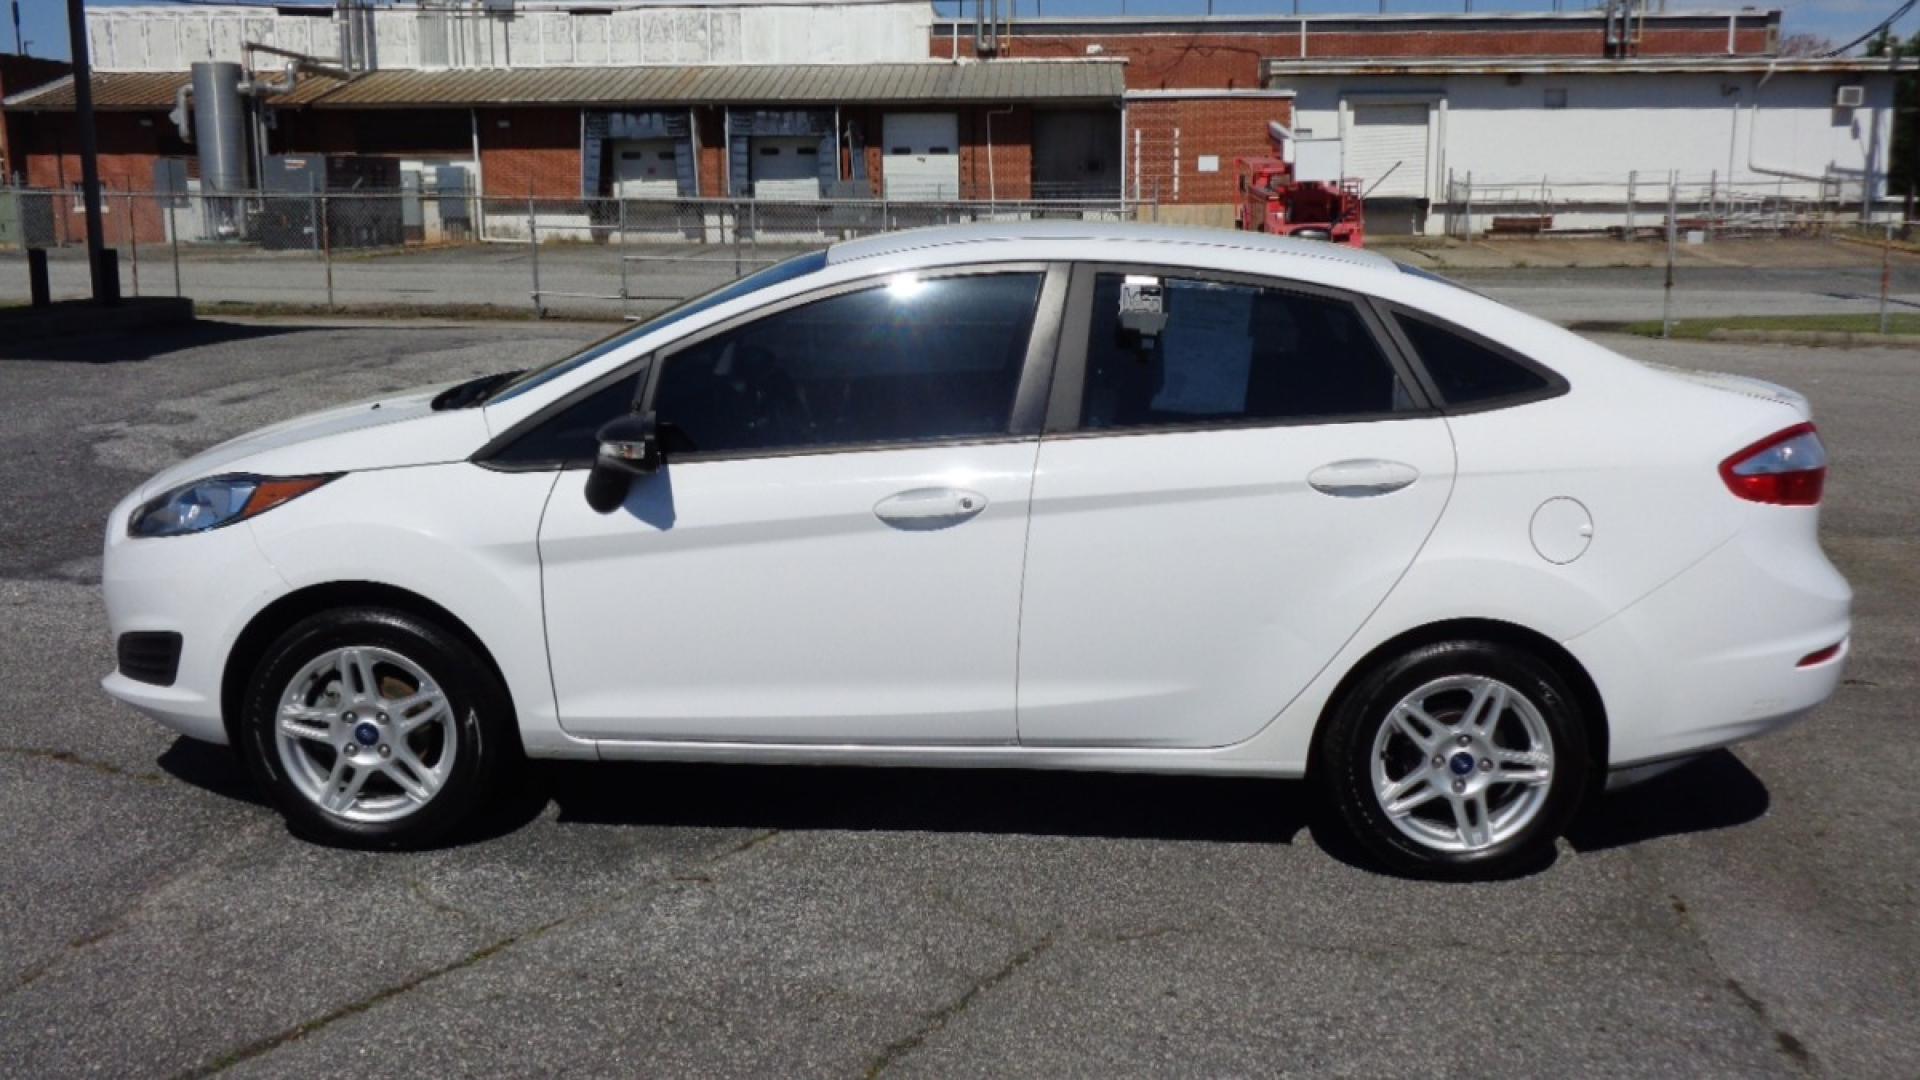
[2,308,1916,1077]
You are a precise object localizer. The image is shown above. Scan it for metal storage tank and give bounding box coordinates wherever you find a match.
[189,62,249,193]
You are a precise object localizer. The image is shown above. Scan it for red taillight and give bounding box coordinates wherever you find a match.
[1796,642,1843,667]
[1720,422,1827,506]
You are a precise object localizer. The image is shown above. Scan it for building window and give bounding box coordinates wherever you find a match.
[1544,88,1568,109]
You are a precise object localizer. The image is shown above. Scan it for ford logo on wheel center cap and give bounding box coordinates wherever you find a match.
[354,722,380,747]
[1448,752,1476,777]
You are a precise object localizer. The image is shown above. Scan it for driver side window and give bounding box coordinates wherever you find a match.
[651,272,1043,457]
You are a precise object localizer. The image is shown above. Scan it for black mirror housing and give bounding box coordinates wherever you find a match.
[584,412,661,514]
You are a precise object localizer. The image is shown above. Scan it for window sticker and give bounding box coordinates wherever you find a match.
[1151,281,1255,416]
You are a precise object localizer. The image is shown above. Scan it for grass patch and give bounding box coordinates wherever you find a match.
[1583,313,1920,340]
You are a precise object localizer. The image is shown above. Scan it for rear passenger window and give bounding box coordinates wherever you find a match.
[1078,273,1412,430]
[1395,313,1551,406]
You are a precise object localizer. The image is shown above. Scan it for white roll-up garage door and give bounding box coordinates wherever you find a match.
[1344,103,1430,199]
[883,113,960,201]
[611,139,679,199]
[752,137,822,201]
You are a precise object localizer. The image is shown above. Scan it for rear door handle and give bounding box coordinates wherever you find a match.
[874,487,988,530]
[1308,459,1420,497]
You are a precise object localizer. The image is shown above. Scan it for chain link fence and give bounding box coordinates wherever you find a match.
[0,187,1155,320]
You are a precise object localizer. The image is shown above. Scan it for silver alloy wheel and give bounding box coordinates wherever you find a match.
[275,646,457,824]
[1369,674,1555,854]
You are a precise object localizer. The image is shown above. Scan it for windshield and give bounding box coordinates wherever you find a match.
[486,249,831,404]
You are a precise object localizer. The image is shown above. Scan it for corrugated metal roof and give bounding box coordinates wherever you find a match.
[298,61,1123,108]
[3,71,190,111]
[4,60,1123,113]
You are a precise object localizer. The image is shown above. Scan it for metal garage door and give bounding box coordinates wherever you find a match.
[752,136,822,201]
[1345,103,1429,199]
[612,139,680,199]
[883,113,960,201]
[1032,109,1121,198]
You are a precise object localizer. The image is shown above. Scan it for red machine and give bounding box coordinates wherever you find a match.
[1234,121,1365,248]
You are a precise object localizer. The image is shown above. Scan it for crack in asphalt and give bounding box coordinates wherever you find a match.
[0,745,167,785]
[173,827,782,1079]
[863,933,1057,1079]
[408,877,488,927]
[1,816,271,1002]
[1663,891,1819,1075]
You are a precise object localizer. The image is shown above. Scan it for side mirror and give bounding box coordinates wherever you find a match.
[584,412,660,514]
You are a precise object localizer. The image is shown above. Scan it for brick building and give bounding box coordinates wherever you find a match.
[0,54,70,184]
[0,1,1900,242]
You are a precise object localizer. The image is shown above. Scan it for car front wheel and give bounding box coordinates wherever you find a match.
[1316,639,1591,879]
[237,606,519,848]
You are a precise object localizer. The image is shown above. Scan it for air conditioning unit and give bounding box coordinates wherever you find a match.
[1836,84,1865,109]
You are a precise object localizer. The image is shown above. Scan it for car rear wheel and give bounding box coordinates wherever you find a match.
[237,607,519,849]
[1316,639,1590,879]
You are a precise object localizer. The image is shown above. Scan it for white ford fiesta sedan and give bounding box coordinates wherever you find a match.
[102,222,1849,877]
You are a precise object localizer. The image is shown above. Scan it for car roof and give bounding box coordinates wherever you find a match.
[825,220,1398,275]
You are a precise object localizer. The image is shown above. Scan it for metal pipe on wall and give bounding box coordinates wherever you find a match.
[985,104,1015,204]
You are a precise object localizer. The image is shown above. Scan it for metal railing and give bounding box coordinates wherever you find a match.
[0,187,1156,318]
[1440,170,1882,239]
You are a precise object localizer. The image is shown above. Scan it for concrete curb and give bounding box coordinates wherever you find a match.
[1704,327,1920,349]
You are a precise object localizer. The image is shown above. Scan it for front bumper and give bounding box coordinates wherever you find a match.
[100,496,288,747]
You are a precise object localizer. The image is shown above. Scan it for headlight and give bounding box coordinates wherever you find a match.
[128,474,338,539]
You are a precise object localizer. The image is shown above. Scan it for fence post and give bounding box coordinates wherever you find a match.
[527,193,543,317]
[1880,219,1893,335]
[167,195,181,299]
[125,188,141,297]
[1663,172,1678,340]
[617,197,629,317]
[1625,170,1636,237]
[321,194,335,312]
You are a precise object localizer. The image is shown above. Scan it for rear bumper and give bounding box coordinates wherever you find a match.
[1566,515,1851,768]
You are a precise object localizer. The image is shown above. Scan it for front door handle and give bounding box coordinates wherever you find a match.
[874,487,988,530]
[1308,459,1420,497]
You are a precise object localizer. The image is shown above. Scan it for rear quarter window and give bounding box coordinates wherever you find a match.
[1393,312,1556,408]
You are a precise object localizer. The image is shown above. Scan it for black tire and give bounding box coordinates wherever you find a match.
[237,606,521,849]
[1314,639,1591,880]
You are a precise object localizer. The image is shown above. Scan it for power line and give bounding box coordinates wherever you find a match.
[1824,0,1920,57]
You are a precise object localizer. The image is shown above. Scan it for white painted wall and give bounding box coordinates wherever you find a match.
[85,2,933,72]
[1286,70,1896,234]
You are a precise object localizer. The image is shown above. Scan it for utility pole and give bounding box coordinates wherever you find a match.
[65,0,115,302]
[11,0,25,56]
